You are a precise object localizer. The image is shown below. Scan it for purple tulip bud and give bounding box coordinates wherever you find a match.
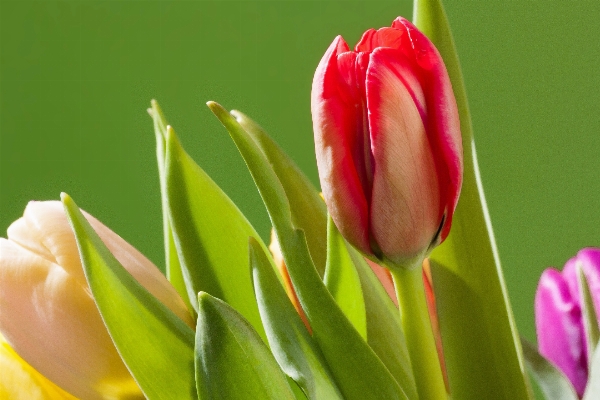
[535,248,600,396]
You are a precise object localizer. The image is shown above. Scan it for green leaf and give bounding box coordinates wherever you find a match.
[346,247,418,400]
[148,100,193,315]
[584,344,600,400]
[231,110,328,277]
[323,224,418,399]
[208,102,408,400]
[324,215,367,339]
[520,337,578,400]
[195,292,296,400]
[414,1,531,398]
[61,193,196,400]
[282,230,408,400]
[249,237,344,400]
[578,267,600,366]
[165,124,267,341]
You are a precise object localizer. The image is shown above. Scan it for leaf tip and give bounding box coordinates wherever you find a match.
[206,101,230,120]
[60,191,70,203]
[60,193,77,214]
[197,291,212,305]
[229,110,243,122]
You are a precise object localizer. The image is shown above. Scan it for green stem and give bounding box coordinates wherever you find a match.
[391,266,447,400]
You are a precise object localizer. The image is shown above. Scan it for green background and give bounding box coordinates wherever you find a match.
[1,0,598,350]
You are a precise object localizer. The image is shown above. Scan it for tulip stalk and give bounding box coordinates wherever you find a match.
[391,264,447,400]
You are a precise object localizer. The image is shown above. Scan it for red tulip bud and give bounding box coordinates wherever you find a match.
[311,17,462,267]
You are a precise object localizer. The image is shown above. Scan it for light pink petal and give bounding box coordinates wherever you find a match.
[392,17,463,241]
[366,47,441,264]
[10,201,193,327]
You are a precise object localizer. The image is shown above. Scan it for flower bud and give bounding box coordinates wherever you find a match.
[0,201,194,399]
[535,248,600,397]
[311,17,462,267]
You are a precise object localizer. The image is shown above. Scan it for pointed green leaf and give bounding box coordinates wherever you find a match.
[414,1,530,397]
[521,337,578,400]
[208,102,407,400]
[578,267,600,365]
[61,193,196,400]
[249,237,344,400]
[281,230,408,400]
[231,110,328,277]
[324,215,367,340]
[346,246,418,400]
[165,125,267,341]
[584,344,600,400]
[148,100,192,315]
[195,292,296,400]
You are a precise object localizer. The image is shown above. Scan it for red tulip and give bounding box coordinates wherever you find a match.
[311,17,462,266]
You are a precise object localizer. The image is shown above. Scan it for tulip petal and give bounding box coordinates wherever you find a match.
[366,47,440,263]
[364,258,396,304]
[535,268,588,396]
[0,201,193,399]
[1,333,78,400]
[564,248,600,328]
[7,202,87,285]
[0,238,139,400]
[312,35,371,255]
[355,27,406,53]
[392,17,463,241]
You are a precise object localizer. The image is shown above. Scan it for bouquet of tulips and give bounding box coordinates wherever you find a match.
[1,0,598,399]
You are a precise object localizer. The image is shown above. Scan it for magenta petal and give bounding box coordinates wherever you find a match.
[311,36,371,254]
[536,268,588,396]
[563,248,600,320]
[578,249,600,316]
[562,248,600,374]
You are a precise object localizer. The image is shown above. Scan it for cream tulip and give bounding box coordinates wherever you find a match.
[0,201,194,399]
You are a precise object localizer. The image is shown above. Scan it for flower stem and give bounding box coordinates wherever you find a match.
[391,265,447,400]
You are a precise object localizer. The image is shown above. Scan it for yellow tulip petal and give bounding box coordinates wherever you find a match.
[0,334,77,400]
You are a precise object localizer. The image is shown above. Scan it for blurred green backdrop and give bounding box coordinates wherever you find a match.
[1,0,598,349]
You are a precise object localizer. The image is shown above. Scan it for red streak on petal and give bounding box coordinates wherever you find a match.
[423,259,450,393]
[365,258,397,306]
